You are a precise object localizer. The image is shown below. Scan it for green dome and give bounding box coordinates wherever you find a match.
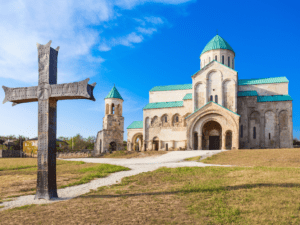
[105,85,123,100]
[201,35,234,55]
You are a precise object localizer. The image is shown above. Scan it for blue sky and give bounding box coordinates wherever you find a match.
[0,0,300,140]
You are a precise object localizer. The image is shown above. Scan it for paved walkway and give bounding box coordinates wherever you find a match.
[0,150,230,211]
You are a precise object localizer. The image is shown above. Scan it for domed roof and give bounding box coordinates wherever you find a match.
[201,35,234,55]
[105,85,123,100]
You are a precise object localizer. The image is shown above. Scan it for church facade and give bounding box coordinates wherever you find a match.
[127,35,293,151]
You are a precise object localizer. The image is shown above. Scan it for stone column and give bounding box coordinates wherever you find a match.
[205,136,209,149]
[221,132,226,150]
[138,139,142,151]
[198,134,202,150]
[275,111,280,148]
[260,116,265,148]
[127,142,131,151]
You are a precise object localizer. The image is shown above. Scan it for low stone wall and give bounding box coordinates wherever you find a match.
[0,150,23,158]
[57,150,92,158]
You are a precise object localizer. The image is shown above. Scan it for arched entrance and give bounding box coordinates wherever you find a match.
[225,131,232,150]
[132,133,143,151]
[153,137,159,151]
[202,121,222,150]
[109,142,116,152]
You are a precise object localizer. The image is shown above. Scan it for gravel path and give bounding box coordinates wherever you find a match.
[0,150,230,211]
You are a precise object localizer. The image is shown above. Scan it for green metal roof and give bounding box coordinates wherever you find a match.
[143,101,184,110]
[183,93,192,100]
[186,101,240,119]
[257,95,293,102]
[201,35,234,56]
[237,91,258,97]
[238,76,288,86]
[105,85,123,100]
[127,121,143,129]
[150,84,192,92]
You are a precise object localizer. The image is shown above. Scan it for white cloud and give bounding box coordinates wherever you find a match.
[144,16,164,25]
[137,27,157,35]
[0,0,193,83]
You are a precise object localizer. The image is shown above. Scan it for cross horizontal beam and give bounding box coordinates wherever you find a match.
[2,78,96,106]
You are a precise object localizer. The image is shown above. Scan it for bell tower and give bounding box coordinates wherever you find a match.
[93,85,124,155]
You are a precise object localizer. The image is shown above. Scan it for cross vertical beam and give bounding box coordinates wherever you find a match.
[35,41,59,199]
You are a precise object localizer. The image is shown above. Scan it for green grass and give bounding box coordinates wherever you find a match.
[0,158,85,171]
[2,166,300,224]
[0,158,130,200]
[59,164,130,188]
[10,204,36,211]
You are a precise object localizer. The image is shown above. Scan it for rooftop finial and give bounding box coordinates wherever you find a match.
[216,29,218,35]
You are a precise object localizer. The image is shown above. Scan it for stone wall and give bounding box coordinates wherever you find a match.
[0,150,23,158]
[149,89,191,103]
[237,96,293,149]
[143,102,193,151]
[56,150,91,158]
[238,83,289,96]
[192,61,238,113]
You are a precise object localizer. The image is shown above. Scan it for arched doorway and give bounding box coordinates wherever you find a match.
[194,132,198,150]
[153,137,159,151]
[109,142,116,152]
[225,131,232,150]
[202,121,222,150]
[132,133,143,151]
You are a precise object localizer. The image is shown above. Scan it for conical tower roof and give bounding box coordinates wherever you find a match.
[201,35,234,55]
[105,85,123,100]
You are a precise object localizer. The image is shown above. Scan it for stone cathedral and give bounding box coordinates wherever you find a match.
[127,35,293,151]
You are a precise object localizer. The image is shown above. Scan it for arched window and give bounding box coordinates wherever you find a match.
[165,116,167,122]
[215,55,217,61]
[176,116,179,123]
[111,103,115,114]
[240,125,243,138]
[253,127,256,139]
[228,57,230,67]
[222,55,224,64]
[105,104,109,115]
[210,95,213,101]
[215,95,218,104]
[232,59,234,69]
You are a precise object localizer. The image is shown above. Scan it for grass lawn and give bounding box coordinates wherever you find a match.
[100,150,167,158]
[2,149,300,224]
[202,148,300,167]
[1,165,300,224]
[0,158,129,202]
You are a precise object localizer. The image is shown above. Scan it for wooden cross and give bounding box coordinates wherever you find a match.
[2,40,97,200]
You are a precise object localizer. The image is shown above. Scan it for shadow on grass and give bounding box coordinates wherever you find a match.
[79,182,300,199]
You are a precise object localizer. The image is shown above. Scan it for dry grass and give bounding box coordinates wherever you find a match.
[202,148,300,167]
[2,166,300,224]
[100,150,167,158]
[184,156,202,162]
[0,158,37,171]
[0,158,129,201]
